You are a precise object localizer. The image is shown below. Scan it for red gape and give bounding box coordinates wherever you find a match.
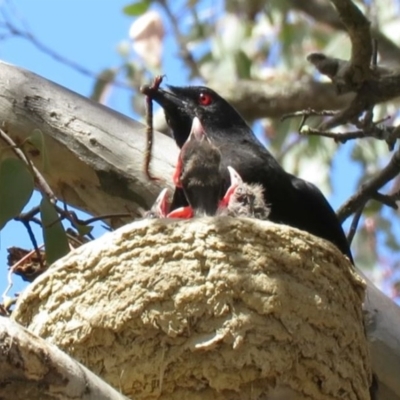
[167,206,194,219]
[218,166,242,211]
[172,155,183,188]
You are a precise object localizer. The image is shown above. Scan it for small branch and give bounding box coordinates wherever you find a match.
[337,146,400,222]
[281,109,337,122]
[54,203,131,233]
[281,109,337,131]
[0,126,56,203]
[83,213,132,225]
[300,120,400,149]
[300,125,362,143]
[371,192,398,209]
[156,0,202,78]
[289,0,400,65]
[347,204,365,245]
[2,245,44,302]
[0,317,131,400]
[305,1,400,131]
[329,0,372,78]
[16,206,40,222]
[20,220,46,272]
[144,75,164,181]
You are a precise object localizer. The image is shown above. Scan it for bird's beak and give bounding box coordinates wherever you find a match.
[140,84,190,113]
[140,84,194,148]
[154,188,169,217]
[187,117,206,142]
[219,166,243,208]
[227,166,243,187]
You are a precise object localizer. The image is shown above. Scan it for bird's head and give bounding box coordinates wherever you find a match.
[141,84,249,148]
[173,117,221,188]
[145,188,170,218]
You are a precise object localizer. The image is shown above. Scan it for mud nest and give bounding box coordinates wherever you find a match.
[12,217,370,400]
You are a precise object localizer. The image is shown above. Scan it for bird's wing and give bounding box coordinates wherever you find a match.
[290,175,353,262]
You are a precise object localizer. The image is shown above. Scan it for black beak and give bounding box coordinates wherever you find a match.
[140,85,186,110]
[140,85,194,148]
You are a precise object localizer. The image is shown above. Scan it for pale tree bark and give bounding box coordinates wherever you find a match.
[0,316,130,400]
[0,61,178,226]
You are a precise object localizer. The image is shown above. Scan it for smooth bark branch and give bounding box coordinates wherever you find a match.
[330,0,372,79]
[203,79,354,122]
[361,273,400,400]
[306,0,400,131]
[337,146,400,222]
[289,0,400,65]
[0,317,130,400]
[0,61,178,226]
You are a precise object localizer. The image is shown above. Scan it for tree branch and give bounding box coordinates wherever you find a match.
[0,61,178,228]
[156,0,202,79]
[330,0,372,79]
[210,78,355,121]
[337,145,400,222]
[306,0,400,131]
[0,317,130,400]
[289,0,400,65]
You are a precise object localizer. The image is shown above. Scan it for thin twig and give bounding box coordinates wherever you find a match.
[371,192,398,209]
[156,0,202,78]
[337,146,400,222]
[0,126,57,203]
[2,244,44,302]
[83,213,132,224]
[300,123,400,145]
[300,125,365,143]
[281,109,338,132]
[347,204,365,245]
[281,109,337,122]
[20,220,46,272]
[144,75,164,181]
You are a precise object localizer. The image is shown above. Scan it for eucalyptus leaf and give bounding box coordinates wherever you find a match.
[90,68,117,103]
[123,0,150,16]
[27,129,50,172]
[76,222,93,237]
[40,197,70,266]
[0,158,34,230]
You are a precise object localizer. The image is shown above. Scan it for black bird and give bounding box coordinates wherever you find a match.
[168,117,224,218]
[143,84,353,262]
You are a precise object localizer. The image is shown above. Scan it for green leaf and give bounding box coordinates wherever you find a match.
[123,0,150,16]
[235,50,252,79]
[27,129,50,172]
[0,158,34,230]
[40,197,70,266]
[90,68,117,103]
[75,222,93,237]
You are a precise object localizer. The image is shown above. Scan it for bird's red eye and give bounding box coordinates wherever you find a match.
[198,92,213,106]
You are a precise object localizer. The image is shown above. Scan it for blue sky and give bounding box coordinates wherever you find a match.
[0,0,387,298]
[0,0,156,295]
[0,0,203,297]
